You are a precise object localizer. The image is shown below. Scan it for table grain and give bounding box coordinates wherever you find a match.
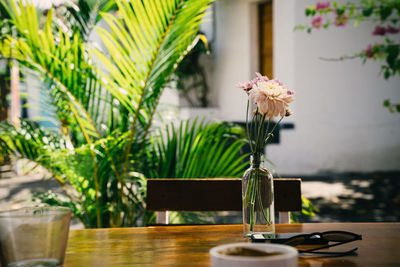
[64,223,400,266]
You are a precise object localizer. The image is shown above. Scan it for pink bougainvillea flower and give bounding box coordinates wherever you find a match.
[372,25,386,36]
[386,25,400,34]
[363,44,374,58]
[312,16,323,29]
[334,14,348,27]
[316,1,330,11]
[249,79,294,119]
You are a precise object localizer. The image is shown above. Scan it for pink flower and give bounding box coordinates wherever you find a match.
[249,79,294,119]
[363,44,374,58]
[237,72,270,92]
[236,81,253,91]
[334,14,348,27]
[316,1,330,11]
[256,72,269,82]
[312,16,323,29]
[386,25,400,34]
[252,72,269,84]
[372,25,386,36]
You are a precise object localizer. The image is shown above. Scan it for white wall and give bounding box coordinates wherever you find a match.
[211,0,256,121]
[210,0,400,174]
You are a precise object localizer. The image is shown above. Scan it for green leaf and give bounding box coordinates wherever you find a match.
[384,69,391,79]
[336,8,345,16]
[1,0,216,228]
[383,99,390,107]
[362,7,373,17]
[293,25,305,31]
[146,120,248,179]
[386,45,399,69]
[311,9,316,16]
[380,6,392,20]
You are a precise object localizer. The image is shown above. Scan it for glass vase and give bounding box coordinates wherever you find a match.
[242,155,275,237]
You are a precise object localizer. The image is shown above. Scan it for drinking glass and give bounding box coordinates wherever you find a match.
[0,206,71,267]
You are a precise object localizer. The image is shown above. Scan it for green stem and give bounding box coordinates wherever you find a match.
[263,119,271,144]
[255,114,266,159]
[249,170,258,231]
[245,99,254,153]
[256,178,271,225]
[243,172,253,204]
[264,116,284,145]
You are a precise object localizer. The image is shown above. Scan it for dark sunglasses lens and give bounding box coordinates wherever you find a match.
[284,236,306,246]
[322,232,357,242]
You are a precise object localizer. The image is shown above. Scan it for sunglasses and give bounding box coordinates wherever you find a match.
[281,231,362,256]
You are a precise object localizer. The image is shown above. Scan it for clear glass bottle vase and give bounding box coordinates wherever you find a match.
[242,155,275,237]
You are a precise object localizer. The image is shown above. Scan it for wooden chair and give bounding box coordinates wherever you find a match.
[146,178,302,224]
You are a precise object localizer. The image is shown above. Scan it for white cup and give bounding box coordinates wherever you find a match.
[210,242,298,267]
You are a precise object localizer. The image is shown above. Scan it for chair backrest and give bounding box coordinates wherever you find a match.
[146,178,302,224]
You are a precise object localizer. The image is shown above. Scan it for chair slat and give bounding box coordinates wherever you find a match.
[146,178,302,212]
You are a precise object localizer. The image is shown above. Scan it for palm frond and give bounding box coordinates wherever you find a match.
[147,120,249,179]
[1,2,104,143]
[92,0,213,139]
[0,0,217,228]
[0,120,67,162]
[64,0,117,40]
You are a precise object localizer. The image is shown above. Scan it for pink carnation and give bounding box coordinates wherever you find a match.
[316,1,330,11]
[312,16,323,29]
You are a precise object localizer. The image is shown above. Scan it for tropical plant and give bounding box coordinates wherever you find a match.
[145,119,248,179]
[144,119,249,224]
[0,0,229,228]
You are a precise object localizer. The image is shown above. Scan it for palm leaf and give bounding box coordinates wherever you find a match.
[1,3,103,143]
[92,0,213,143]
[147,120,249,179]
[0,0,216,228]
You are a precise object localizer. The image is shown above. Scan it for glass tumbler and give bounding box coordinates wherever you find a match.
[0,206,71,267]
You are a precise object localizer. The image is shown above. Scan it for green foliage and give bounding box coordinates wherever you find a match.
[298,0,400,112]
[383,98,400,112]
[142,119,248,225]
[145,119,248,178]
[290,196,319,223]
[0,0,221,228]
[301,196,319,217]
[362,7,374,17]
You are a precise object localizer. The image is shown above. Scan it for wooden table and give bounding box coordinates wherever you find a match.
[64,223,400,266]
